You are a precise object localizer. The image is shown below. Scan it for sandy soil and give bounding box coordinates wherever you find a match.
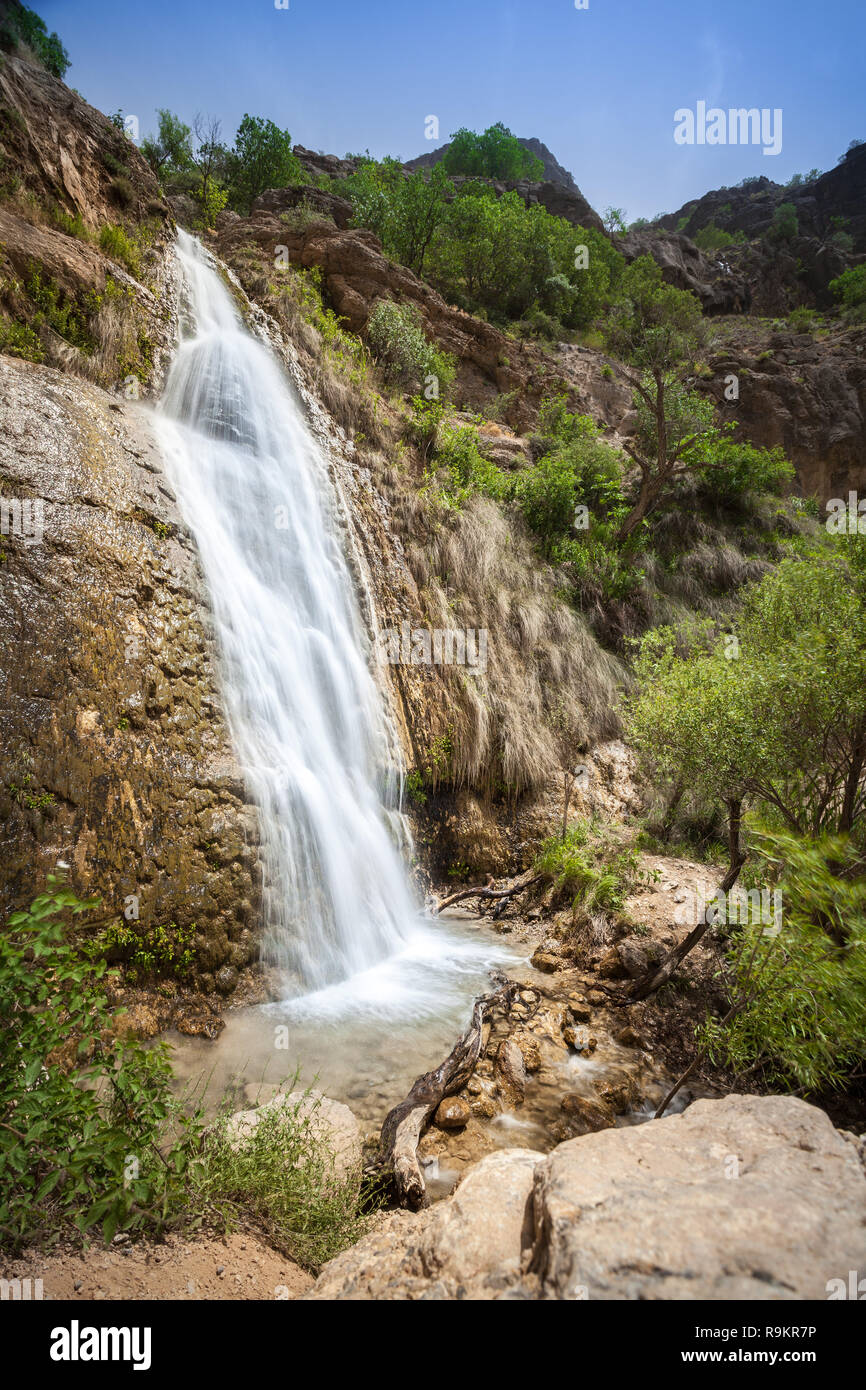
[5,1231,313,1301]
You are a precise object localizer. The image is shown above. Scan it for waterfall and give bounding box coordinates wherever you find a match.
[155,231,419,995]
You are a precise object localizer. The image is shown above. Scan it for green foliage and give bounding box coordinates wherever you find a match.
[787,305,817,333]
[25,263,96,353]
[692,221,745,252]
[0,2,70,78]
[626,548,866,842]
[441,124,544,181]
[0,877,198,1251]
[428,187,622,327]
[231,114,302,212]
[0,881,375,1265]
[767,201,799,242]
[140,109,194,177]
[99,223,141,277]
[405,769,427,806]
[830,264,866,323]
[695,437,794,503]
[605,254,703,378]
[343,162,622,328]
[700,828,866,1092]
[0,314,43,361]
[366,298,455,393]
[427,418,507,508]
[81,919,196,983]
[191,1087,375,1269]
[533,823,643,914]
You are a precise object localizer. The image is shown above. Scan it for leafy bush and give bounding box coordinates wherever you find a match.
[700,828,866,1092]
[696,437,794,502]
[534,824,642,914]
[367,299,455,393]
[0,315,44,362]
[830,264,866,323]
[99,223,141,277]
[190,1088,374,1269]
[25,264,97,353]
[767,202,798,242]
[692,222,745,252]
[231,114,303,212]
[428,420,507,507]
[0,877,197,1251]
[0,880,375,1267]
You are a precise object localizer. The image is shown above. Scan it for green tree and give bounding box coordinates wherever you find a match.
[0,2,69,79]
[231,114,302,212]
[603,255,740,540]
[141,109,194,178]
[442,123,544,181]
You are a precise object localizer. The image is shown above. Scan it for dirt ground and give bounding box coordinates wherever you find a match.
[5,1231,312,1301]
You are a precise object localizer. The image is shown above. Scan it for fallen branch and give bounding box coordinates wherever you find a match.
[433,874,541,917]
[378,971,520,1209]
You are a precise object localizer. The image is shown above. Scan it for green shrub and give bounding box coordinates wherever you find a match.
[830,264,866,323]
[80,918,196,983]
[429,420,507,507]
[190,1087,374,1269]
[0,879,375,1267]
[787,305,817,333]
[0,877,197,1251]
[692,222,745,252]
[25,264,97,353]
[0,315,44,362]
[99,223,141,277]
[699,827,866,1092]
[697,437,794,502]
[367,299,455,394]
[533,824,642,914]
[767,202,798,242]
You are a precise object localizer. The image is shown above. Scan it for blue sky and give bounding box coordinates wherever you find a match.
[39,0,865,220]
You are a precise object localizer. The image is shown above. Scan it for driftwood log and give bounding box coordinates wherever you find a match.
[378,971,520,1208]
[433,873,541,920]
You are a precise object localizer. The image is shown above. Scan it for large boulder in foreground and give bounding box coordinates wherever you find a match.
[305,1095,866,1300]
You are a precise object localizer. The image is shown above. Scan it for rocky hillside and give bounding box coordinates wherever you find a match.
[658,142,866,253]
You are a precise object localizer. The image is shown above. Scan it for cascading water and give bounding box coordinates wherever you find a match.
[156,231,419,993]
[156,232,512,1019]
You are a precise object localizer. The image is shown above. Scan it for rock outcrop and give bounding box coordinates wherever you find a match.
[305,1095,866,1299]
[0,353,262,989]
[658,143,866,254]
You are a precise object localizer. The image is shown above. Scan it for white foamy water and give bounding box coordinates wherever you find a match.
[155,232,511,1013]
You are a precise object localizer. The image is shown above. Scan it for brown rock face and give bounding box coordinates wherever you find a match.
[0,53,168,231]
[214,213,559,428]
[0,355,262,992]
[619,227,750,314]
